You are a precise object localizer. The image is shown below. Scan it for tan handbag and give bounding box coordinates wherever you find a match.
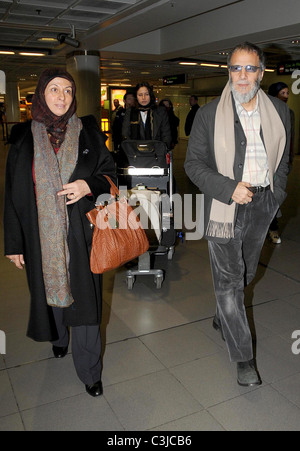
[86,176,149,274]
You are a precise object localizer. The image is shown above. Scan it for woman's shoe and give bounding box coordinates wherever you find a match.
[85,380,103,397]
[52,345,68,359]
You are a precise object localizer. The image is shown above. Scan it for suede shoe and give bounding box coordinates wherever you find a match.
[237,359,262,387]
[85,380,103,397]
[52,345,68,359]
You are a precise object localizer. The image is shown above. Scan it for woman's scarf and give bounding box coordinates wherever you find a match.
[129,106,154,140]
[32,114,82,308]
[206,82,286,239]
[31,68,77,149]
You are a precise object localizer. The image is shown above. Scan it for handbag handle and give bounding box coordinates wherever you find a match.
[104,175,119,198]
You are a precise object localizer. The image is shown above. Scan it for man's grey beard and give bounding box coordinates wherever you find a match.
[230,78,261,104]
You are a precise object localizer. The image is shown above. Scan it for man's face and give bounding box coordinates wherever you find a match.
[229,49,264,106]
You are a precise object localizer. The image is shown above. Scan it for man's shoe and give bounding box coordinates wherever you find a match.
[269,230,281,244]
[237,359,262,387]
[52,345,68,359]
[212,316,225,341]
[85,380,103,397]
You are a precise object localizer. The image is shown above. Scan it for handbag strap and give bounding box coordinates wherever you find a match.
[104,175,119,198]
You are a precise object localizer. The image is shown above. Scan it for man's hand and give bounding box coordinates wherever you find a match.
[232,182,254,205]
[57,180,91,205]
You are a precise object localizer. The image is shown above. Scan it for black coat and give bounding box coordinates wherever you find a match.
[4,115,116,342]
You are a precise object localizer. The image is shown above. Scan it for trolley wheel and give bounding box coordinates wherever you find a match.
[154,275,163,289]
[167,246,175,260]
[126,276,135,290]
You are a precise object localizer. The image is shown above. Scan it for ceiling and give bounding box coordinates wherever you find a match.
[1,0,300,98]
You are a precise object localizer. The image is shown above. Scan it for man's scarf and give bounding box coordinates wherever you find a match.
[206,82,286,239]
[32,114,82,307]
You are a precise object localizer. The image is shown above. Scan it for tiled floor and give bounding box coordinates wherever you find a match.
[1,136,300,431]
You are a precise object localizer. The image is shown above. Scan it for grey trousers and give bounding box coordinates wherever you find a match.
[51,307,102,385]
[208,189,279,362]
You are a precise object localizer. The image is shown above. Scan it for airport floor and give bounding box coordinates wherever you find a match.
[1,136,300,431]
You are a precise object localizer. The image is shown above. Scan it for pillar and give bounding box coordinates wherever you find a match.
[5,81,20,134]
[66,51,101,123]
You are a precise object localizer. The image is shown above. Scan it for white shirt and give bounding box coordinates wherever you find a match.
[235,98,270,187]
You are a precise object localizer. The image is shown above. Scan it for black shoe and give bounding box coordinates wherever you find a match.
[237,359,262,387]
[85,380,103,397]
[212,316,225,341]
[52,345,68,359]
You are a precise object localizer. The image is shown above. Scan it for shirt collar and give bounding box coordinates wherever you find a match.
[234,95,259,117]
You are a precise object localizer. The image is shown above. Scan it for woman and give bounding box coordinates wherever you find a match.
[122,82,171,148]
[4,68,116,397]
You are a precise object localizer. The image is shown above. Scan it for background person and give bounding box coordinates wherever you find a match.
[267,81,295,244]
[122,81,171,149]
[4,68,116,397]
[184,95,199,136]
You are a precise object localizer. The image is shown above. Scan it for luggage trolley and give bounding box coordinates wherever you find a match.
[116,140,176,290]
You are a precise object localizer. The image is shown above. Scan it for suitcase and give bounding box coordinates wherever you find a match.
[117,140,168,169]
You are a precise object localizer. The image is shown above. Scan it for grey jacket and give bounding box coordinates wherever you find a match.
[184,92,291,243]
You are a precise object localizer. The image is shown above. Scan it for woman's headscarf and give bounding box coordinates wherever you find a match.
[31,68,77,148]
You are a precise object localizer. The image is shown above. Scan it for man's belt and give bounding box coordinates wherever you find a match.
[247,185,270,194]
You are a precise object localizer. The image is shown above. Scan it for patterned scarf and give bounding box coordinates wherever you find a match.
[207,82,286,239]
[32,114,82,307]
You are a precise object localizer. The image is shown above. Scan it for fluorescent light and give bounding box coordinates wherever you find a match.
[0,51,15,55]
[265,68,275,72]
[19,52,46,56]
[200,63,220,68]
[179,62,197,66]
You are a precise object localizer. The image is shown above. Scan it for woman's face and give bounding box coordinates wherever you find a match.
[137,86,150,107]
[44,77,73,116]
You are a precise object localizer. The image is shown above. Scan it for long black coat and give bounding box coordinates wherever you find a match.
[4,115,116,342]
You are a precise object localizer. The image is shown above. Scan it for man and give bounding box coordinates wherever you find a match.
[112,93,136,151]
[185,42,291,386]
[184,95,199,136]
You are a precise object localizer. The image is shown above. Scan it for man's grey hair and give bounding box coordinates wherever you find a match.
[227,42,266,72]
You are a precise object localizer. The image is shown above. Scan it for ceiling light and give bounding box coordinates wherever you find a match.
[265,68,275,72]
[38,37,57,42]
[200,63,220,67]
[0,51,15,55]
[19,52,46,56]
[179,62,198,66]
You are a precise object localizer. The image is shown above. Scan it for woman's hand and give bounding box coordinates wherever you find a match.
[6,254,25,270]
[57,179,91,205]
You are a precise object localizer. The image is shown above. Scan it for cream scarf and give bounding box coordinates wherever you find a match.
[206,82,286,239]
[32,114,82,307]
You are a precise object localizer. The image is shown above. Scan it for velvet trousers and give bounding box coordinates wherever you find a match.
[51,307,102,385]
[208,189,279,362]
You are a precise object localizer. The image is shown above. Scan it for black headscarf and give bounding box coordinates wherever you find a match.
[31,68,77,148]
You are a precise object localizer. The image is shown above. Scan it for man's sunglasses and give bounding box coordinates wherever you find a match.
[229,65,259,73]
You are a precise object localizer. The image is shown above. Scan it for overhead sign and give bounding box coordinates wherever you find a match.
[277,61,300,75]
[0,70,5,94]
[163,74,186,86]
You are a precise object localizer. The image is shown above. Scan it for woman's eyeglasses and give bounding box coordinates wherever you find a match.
[229,65,259,73]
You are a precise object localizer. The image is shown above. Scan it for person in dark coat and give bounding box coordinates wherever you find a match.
[122,82,172,149]
[4,68,116,397]
[184,95,199,136]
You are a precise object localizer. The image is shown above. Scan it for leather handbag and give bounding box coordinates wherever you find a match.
[86,176,149,274]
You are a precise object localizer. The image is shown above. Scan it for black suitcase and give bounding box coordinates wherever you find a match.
[117,140,168,169]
